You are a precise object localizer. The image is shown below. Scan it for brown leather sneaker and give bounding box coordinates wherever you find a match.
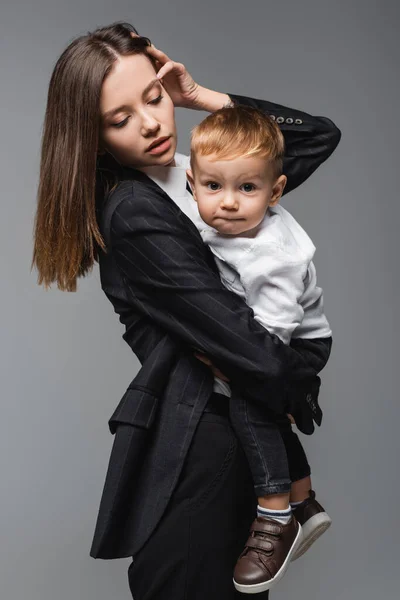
[233,516,302,594]
[291,490,332,561]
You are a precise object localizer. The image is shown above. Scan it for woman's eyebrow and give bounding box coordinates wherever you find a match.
[142,78,161,97]
[102,79,161,120]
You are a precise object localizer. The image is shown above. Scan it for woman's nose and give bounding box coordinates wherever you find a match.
[140,111,160,135]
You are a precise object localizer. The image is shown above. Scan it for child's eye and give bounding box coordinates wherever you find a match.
[112,117,129,129]
[149,94,163,105]
[241,183,256,192]
[206,182,221,191]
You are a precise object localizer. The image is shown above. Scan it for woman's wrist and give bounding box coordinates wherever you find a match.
[194,86,233,112]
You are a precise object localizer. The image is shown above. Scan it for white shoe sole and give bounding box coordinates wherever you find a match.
[292,512,332,561]
[233,523,303,594]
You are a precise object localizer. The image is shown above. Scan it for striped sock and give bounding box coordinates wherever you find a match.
[290,500,304,509]
[257,505,292,525]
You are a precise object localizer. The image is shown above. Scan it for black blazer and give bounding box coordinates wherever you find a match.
[90,93,341,560]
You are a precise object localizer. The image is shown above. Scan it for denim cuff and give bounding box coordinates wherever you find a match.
[254,481,292,497]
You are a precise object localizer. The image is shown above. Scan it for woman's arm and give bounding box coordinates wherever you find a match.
[227,93,341,195]
[110,181,320,412]
[144,44,340,193]
[144,45,341,194]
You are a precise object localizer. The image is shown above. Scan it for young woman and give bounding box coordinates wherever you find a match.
[32,22,340,600]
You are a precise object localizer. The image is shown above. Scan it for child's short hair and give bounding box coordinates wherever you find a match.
[190,105,285,179]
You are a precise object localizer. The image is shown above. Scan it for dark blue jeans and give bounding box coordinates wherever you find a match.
[229,337,332,497]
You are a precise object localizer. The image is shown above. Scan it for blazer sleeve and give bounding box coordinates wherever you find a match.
[110,183,320,410]
[227,93,341,195]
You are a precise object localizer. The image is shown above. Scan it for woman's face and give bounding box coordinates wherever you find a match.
[100,53,177,168]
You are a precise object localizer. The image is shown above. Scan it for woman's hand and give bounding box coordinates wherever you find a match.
[195,353,295,422]
[131,33,231,112]
[194,352,230,382]
[196,348,295,422]
[145,43,201,109]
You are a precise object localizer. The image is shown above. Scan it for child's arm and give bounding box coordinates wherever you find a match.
[292,260,332,343]
[236,243,308,345]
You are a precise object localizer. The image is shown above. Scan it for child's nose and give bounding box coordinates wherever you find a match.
[221,193,239,209]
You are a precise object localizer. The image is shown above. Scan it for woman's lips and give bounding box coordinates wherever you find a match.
[147,137,172,155]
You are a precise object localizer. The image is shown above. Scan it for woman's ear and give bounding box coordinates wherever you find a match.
[186,169,197,201]
[269,174,287,206]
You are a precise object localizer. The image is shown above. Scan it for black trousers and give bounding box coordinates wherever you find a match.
[127,394,269,600]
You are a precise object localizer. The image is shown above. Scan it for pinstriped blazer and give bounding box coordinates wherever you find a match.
[90,93,341,560]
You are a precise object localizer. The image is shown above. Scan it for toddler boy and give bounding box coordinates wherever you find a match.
[185,106,333,594]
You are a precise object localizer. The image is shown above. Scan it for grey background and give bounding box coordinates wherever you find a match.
[1,0,399,598]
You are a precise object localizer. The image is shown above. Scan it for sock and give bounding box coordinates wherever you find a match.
[290,500,304,509]
[257,505,292,525]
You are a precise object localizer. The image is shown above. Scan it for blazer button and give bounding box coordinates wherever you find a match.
[285,117,294,124]
[295,118,303,125]
[276,116,285,124]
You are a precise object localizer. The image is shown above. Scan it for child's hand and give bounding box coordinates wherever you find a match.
[194,352,230,382]
[286,414,296,425]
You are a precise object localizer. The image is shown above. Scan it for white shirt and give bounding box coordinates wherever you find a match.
[138,152,331,393]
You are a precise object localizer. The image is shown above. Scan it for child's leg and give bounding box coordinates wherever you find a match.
[229,390,302,594]
[274,412,313,502]
[229,388,292,501]
[275,413,312,486]
[290,475,313,503]
[275,413,332,561]
[257,491,290,510]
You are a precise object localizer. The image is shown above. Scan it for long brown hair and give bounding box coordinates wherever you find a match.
[32,22,155,291]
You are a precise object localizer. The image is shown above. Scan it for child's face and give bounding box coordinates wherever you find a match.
[187,154,287,236]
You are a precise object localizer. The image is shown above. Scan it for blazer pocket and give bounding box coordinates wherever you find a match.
[108,386,159,434]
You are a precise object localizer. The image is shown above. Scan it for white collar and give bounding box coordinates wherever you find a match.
[137,152,190,199]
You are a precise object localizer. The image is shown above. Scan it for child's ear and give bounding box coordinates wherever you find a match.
[269,175,287,206]
[186,169,198,201]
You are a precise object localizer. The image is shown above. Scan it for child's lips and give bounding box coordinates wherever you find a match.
[215,216,245,221]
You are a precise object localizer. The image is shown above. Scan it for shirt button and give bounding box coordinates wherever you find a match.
[276,116,285,124]
[285,117,294,124]
[295,118,303,125]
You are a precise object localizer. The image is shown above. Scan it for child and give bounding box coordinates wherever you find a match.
[139,105,333,594]
[188,105,333,594]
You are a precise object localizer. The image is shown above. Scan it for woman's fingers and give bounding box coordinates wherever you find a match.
[146,44,171,65]
[129,34,170,67]
[211,367,230,382]
[194,352,212,366]
[155,61,176,81]
[286,414,296,425]
[194,353,230,382]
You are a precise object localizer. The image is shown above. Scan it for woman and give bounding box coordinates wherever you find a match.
[32,22,340,600]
